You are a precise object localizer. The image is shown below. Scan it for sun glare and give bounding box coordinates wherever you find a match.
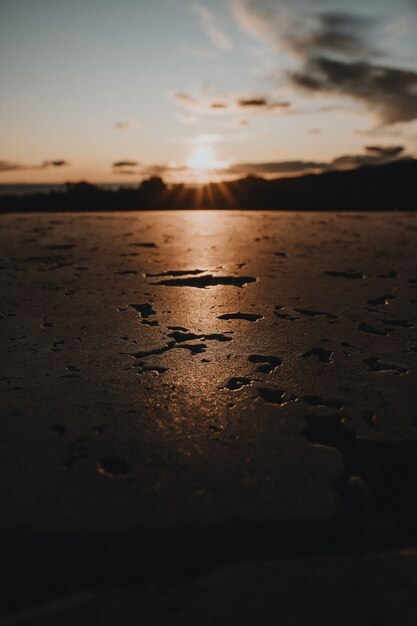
[187,145,219,170]
[186,135,230,182]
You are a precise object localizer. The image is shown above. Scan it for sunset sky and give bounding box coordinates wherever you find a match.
[1,0,417,184]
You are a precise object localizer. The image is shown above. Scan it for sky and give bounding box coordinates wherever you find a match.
[1,0,417,184]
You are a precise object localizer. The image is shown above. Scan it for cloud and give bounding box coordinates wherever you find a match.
[237,97,290,109]
[231,0,282,46]
[238,98,268,107]
[365,145,404,157]
[330,149,406,169]
[289,57,417,124]
[113,160,139,168]
[43,160,68,167]
[114,120,139,131]
[171,90,290,119]
[226,145,407,177]
[0,160,69,172]
[190,3,232,51]
[107,144,410,182]
[0,161,25,172]
[229,160,328,175]
[384,16,414,40]
[139,164,188,178]
[172,92,199,110]
[135,144,408,182]
[287,11,375,59]
[232,1,375,56]
[232,1,417,125]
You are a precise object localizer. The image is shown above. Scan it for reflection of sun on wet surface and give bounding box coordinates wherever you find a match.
[128,210,256,405]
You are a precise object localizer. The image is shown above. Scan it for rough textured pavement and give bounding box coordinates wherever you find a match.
[1,211,417,624]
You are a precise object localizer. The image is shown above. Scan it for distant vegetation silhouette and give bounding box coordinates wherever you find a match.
[1,160,416,212]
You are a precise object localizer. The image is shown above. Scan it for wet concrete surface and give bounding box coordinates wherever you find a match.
[1,211,417,623]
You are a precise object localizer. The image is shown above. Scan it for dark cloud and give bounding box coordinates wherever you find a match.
[291,13,417,124]
[229,160,328,175]
[287,11,375,58]
[233,1,417,124]
[238,98,268,106]
[237,98,290,109]
[172,91,290,116]
[0,161,25,172]
[0,160,69,172]
[233,3,375,58]
[365,145,404,157]
[227,145,407,177]
[331,150,406,169]
[290,57,417,124]
[113,160,139,168]
[284,9,417,124]
[43,160,69,167]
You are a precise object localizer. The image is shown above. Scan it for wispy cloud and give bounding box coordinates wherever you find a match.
[112,160,139,168]
[0,160,69,172]
[171,90,290,122]
[384,16,414,40]
[42,160,68,167]
[114,120,140,131]
[231,0,375,56]
[190,3,232,51]
[231,0,280,47]
[139,164,188,178]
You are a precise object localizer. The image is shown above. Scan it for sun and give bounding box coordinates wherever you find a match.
[186,135,230,181]
[187,145,219,170]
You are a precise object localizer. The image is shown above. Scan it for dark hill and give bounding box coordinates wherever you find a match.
[1,159,416,212]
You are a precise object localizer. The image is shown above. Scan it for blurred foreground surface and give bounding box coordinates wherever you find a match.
[1,211,417,624]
